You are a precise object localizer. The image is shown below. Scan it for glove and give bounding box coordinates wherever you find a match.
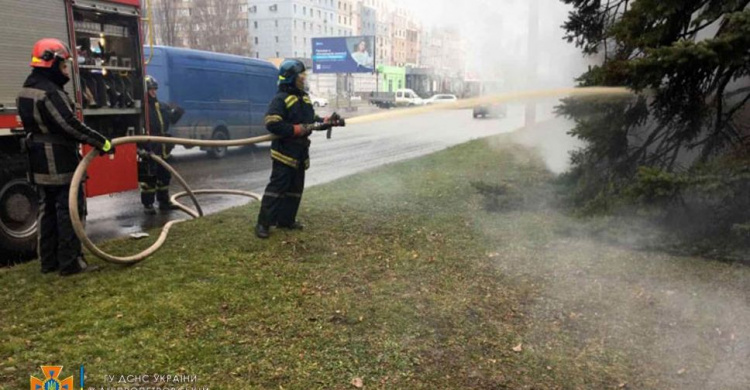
[98,139,116,156]
[293,123,331,137]
[169,103,185,124]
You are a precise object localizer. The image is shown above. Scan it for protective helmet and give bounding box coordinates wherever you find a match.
[278,59,306,85]
[30,38,71,68]
[146,75,159,90]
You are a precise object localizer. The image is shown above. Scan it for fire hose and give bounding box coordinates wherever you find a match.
[68,87,632,265]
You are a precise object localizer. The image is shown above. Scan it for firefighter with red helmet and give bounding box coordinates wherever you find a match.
[254,59,344,239]
[17,38,114,276]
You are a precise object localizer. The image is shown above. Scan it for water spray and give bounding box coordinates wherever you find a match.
[69,86,632,264]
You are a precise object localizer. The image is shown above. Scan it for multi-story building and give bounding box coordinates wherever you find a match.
[358,3,377,37]
[391,7,408,66]
[407,27,466,96]
[404,17,420,66]
[419,27,465,78]
[247,0,343,60]
[376,15,393,66]
[337,0,356,37]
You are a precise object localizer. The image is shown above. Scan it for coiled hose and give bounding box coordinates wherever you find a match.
[68,87,632,265]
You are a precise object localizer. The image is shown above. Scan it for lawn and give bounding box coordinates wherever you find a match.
[2,134,748,389]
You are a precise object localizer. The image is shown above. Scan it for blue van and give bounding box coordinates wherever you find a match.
[145,46,278,158]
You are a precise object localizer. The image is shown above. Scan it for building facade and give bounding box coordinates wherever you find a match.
[247,0,344,60]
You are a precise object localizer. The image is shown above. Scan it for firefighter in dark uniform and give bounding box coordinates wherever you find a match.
[255,59,343,239]
[17,38,115,276]
[139,75,183,214]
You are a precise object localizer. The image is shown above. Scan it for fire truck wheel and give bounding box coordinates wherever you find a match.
[207,128,229,159]
[0,179,38,256]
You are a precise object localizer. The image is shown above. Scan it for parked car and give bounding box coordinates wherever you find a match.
[309,94,329,107]
[369,89,425,108]
[473,104,507,119]
[369,92,396,108]
[470,79,507,119]
[395,88,424,107]
[145,45,278,158]
[425,94,458,105]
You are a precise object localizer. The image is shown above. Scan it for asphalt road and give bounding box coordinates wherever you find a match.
[85,105,525,242]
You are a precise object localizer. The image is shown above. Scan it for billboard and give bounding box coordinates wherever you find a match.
[312,36,376,74]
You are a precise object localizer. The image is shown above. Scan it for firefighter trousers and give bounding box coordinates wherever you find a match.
[257,160,306,227]
[38,184,86,273]
[139,155,172,206]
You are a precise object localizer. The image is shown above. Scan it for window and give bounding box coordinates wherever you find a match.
[254,37,259,44]
[269,4,278,12]
[276,52,280,57]
[249,5,257,13]
[275,36,279,43]
[254,21,258,29]
[294,4,297,13]
[275,20,279,27]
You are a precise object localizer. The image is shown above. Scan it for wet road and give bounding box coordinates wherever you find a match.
[86,106,525,242]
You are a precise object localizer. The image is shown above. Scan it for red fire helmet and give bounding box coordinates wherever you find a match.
[30,38,71,68]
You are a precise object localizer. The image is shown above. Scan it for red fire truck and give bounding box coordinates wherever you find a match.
[0,0,146,256]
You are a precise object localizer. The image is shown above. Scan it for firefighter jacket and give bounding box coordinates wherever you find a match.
[264,85,322,170]
[17,71,108,186]
[146,96,183,158]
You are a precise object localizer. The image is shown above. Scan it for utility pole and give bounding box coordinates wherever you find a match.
[525,0,539,128]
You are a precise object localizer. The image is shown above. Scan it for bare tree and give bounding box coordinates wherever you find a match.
[152,0,182,47]
[187,0,249,55]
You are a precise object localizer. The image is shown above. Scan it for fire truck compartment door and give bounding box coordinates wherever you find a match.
[0,0,70,110]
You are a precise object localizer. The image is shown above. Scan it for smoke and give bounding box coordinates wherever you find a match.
[392,3,749,389]
[399,0,594,173]
[503,116,582,174]
[402,0,594,90]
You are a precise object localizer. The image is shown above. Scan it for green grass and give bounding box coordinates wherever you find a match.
[2,136,748,389]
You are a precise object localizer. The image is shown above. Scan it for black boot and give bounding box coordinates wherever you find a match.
[159,201,178,211]
[60,257,100,277]
[278,221,304,230]
[255,224,270,239]
[143,204,156,215]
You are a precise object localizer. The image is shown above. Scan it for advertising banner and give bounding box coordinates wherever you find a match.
[312,36,376,74]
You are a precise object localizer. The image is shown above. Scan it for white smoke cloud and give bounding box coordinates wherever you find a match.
[401,0,594,90]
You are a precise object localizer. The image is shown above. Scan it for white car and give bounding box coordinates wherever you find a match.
[425,94,458,105]
[395,89,424,107]
[310,95,329,107]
